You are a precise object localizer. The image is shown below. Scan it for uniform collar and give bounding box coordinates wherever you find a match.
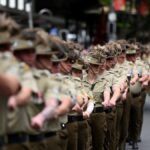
[72,76,81,81]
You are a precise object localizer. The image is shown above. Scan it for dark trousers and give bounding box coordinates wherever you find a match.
[118,94,131,150]
[138,91,146,138]
[91,112,106,150]
[115,104,124,150]
[45,129,68,150]
[128,94,142,142]
[67,122,78,150]
[78,120,92,150]
[5,142,30,150]
[104,108,116,150]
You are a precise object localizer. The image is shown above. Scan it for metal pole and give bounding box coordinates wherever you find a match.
[28,1,33,29]
[107,0,117,41]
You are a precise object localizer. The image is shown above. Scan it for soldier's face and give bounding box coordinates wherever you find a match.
[72,69,82,78]
[105,60,111,70]
[106,58,115,69]
[14,49,36,66]
[59,60,72,74]
[35,55,52,71]
[99,62,106,74]
[117,53,125,64]
[89,64,99,75]
[126,54,136,62]
[51,62,60,73]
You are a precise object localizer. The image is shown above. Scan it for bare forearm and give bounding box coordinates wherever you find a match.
[15,88,32,106]
[40,106,57,120]
[104,89,110,102]
[139,75,149,82]
[120,81,127,93]
[56,98,71,116]
[110,87,121,102]
[85,101,94,114]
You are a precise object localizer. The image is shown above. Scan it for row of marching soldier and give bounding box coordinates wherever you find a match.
[0,14,149,150]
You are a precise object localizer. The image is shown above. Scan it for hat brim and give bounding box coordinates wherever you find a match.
[126,50,136,55]
[89,62,100,65]
[72,64,83,70]
[106,55,115,59]
[36,52,52,55]
[13,47,35,51]
[36,51,57,56]
[51,54,68,62]
[72,67,83,71]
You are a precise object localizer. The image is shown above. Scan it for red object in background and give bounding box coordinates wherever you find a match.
[113,0,126,11]
[138,0,149,16]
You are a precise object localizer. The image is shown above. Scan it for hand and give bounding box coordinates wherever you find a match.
[31,114,45,130]
[72,103,83,113]
[142,81,148,87]
[121,93,127,101]
[102,100,109,108]
[120,84,125,92]
[139,78,144,82]
[8,96,17,111]
[82,111,90,119]
[81,96,88,110]
[108,100,116,107]
[83,95,88,104]
[130,80,135,85]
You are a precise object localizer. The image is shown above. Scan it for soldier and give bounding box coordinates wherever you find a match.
[82,52,108,150]
[0,15,36,150]
[67,61,85,150]
[125,45,142,149]
[134,43,149,142]
[145,45,150,93]
[111,41,129,150]
[4,39,43,150]
[35,42,75,150]
[35,32,81,150]
[99,43,121,150]
[0,37,35,150]
[46,49,79,150]
[70,61,94,150]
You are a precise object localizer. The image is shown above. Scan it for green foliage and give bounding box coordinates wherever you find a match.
[99,0,111,6]
[117,22,130,28]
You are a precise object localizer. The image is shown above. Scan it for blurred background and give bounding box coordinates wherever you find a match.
[0,0,150,47]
